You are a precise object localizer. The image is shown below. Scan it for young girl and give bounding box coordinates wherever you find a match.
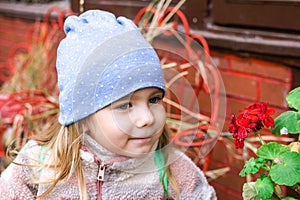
[0,10,217,200]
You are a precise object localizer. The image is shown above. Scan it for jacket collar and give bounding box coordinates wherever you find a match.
[80,133,158,173]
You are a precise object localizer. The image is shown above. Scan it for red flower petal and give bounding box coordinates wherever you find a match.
[234,138,244,149]
[263,115,275,128]
[266,108,275,115]
[238,127,249,139]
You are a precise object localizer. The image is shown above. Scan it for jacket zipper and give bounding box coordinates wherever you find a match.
[96,162,106,200]
[80,145,129,199]
[97,163,106,181]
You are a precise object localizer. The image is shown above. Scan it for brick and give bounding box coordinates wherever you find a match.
[209,140,229,165]
[0,39,12,62]
[0,29,27,44]
[210,181,243,200]
[260,80,290,107]
[215,101,227,128]
[0,16,33,63]
[208,138,251,200]
[0,18,31,38]
[211,51,292,82]
[222,119,231,133]
[211,169,245,193]
[212,138,246,170]
[227,98,254,116]
[272,107,289,118]
[196,88,227,124]
[0,17,29,30]
[230,58,292,82]
[226,96,288,122]
[197,90,212,116]
[221,71,258,100]
[211,54,229,70]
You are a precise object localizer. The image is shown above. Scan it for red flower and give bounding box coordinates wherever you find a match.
[245,102,275,128]
[229,102,275,149]
[233,136,245,149]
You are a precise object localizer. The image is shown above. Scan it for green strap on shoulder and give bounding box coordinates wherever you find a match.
[154,150,169,199]
[39,144,47,163]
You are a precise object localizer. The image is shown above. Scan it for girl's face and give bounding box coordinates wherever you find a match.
[88,87,166,158]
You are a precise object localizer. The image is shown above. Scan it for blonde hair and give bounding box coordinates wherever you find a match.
[10,119,179,200]
[30,122,86,199]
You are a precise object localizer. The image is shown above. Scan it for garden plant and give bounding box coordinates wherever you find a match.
[230,87,300,199]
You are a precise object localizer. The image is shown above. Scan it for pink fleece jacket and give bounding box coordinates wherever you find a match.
[0,135,217,199]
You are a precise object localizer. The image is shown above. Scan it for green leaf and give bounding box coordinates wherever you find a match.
[282,197,297,200]
[286,87,300,111]
[269,151,300,186]
[271,111,300,136]
[240,157,266,177]
[242,182,261,200]
[257,142,290,160]
[255,174,274,199]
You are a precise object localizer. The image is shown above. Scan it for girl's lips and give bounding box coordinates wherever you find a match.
[129,137,152,143]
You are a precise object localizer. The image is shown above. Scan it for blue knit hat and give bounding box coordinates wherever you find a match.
[56,10,165,126]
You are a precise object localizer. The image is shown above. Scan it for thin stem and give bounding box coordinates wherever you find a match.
[261,164,270,172]
[256,131,266,145]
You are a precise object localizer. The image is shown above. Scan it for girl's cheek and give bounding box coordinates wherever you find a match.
[111,113,132,133]
[154,106,167,127]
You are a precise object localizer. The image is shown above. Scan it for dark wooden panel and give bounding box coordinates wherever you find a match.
[82,0,208,28]
[184,1,207,29]
[70,0,80,14]
[83,0,150,18]
[211,0,300,31]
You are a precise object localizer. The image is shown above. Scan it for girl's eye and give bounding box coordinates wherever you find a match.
[149,96,162,104]
[117,102,132,110]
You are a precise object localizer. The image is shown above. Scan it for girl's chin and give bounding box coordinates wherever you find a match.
[110,138,159,158]
[120,147,156,158]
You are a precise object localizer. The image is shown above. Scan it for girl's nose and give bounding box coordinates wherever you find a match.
[134,106,154,128]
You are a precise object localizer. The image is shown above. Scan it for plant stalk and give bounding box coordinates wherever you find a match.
[256,131,265,145]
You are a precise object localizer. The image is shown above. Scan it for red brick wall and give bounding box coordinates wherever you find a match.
[0,16,34,63]
[208,51,293,199]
